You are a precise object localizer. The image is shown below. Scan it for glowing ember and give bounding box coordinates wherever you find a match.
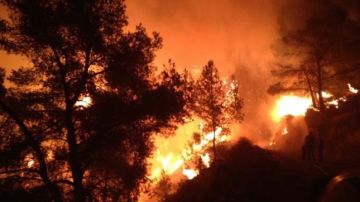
[182,168,199,180]
[46,150,55,161]
[282,127,288,136]
[348,83,358,94]
[75,96,92,108]
[27,159,34,168]
[201,153,211,168]
[271,95,312,122]
[25,154,35,168]
[321,91,333,99]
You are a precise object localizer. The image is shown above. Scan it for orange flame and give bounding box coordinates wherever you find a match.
[148,119,229,183]
[75,96,92,108]
[271,95,312,122]
[182,169,199,180]
[348,83,358,94]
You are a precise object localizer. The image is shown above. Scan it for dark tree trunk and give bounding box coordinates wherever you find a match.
[316,61,325,113]
[303,66,317,109]
[212,120,217,165]
[65,100,86,202]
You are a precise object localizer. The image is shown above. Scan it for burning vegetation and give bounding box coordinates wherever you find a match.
[1,0,360,202]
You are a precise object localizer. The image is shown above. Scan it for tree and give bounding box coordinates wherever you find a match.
[269,1,360,112]
[0,1,188,201]
[193,61,243,164]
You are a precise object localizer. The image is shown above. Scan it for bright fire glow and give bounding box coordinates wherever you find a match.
[321,91,333,98]
[282,127,288,136]
[348,83,358,94]
[27,159,34,168]
[25,154,35,168]
[182,169,199,180]
[201,153,211,168]
[150,123,226,181]
[46,150,55,161]
[75,96,92,108]
[271,95,312,122]
[143,78,239,202]
[155,153,184,176]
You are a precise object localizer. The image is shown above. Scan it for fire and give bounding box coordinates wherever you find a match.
[46,150,55,161]
[321,91,333,98]
[149,120,229,182]
[154,153,184,177]
[282,127,288,136]
[75,96,92,108]
[182,169,199,180]
[348,83,358,94]
[143,77,239,201]
[27,159,34,168]
[271,95,312,122]
[200,153,211,168]
[269,89,351,147]
[25,154,35,168]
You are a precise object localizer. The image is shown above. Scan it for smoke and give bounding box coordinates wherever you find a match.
[278,0,360,33]
[126,0,285,143]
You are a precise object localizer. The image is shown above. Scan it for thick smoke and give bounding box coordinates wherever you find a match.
[278,0,360,34]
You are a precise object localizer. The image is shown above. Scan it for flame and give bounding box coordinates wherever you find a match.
[182,169,199,180]
[271,95,312,122]
[46,150,55,161]
[348,83,358,94]
[25,154,35,168]
[269,90,348,146]
[75,96,92,108]
[149,120,228,182]
[154,153,184,177]
[193,127,223,152]
[321,91,333,98]
[282,127,288,136]
[144,78,238,201]
[270,94,312,147]
[27,160,34,168]
[204,127,223,141]
[200,153,211,168]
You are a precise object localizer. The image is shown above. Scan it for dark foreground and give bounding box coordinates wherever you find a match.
[165,139,360,202]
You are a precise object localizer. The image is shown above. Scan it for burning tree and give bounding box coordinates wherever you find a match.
[269,1,360,112]
[193,61,243,164]
[0,1,188,201]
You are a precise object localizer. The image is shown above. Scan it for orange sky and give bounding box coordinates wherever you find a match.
[126,0,281,75]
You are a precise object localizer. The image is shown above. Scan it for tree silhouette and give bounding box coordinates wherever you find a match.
[193,61,243,164]
[0,1,188,201]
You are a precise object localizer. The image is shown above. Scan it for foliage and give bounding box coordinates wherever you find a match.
[0,1,188,201]
[192,60,243,163]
